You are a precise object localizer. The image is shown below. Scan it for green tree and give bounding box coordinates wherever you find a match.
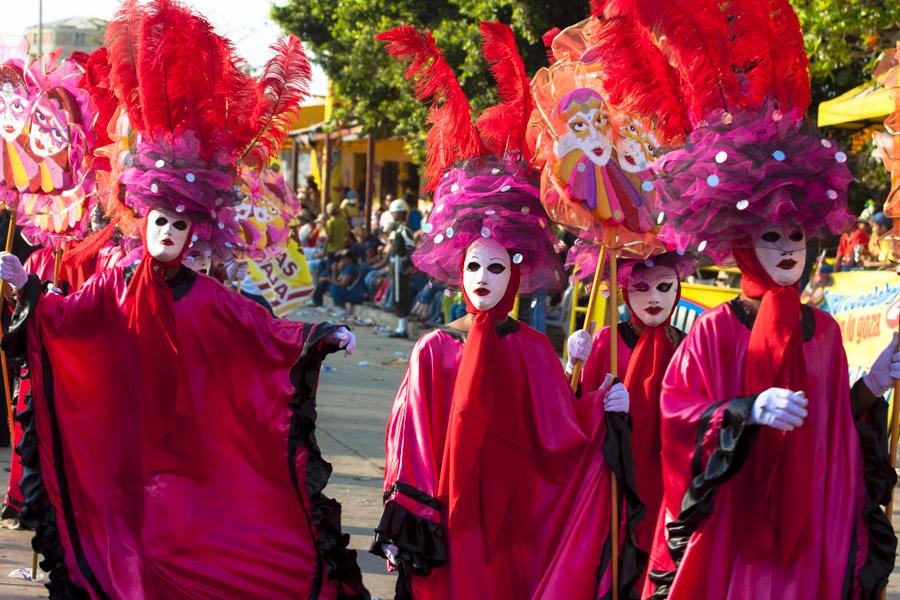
[271,0,591,162]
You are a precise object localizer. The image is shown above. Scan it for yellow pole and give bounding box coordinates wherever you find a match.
[609,249,619,600]
[0,207,18,444]
[569,245,607,391]
[511,294,520,320]
[52,247,63,288]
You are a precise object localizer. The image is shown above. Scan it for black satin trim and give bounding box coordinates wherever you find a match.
[728,297,815,342]
[847,380,896,598]
[618,322,640,350]
[599,411,647,599]
[370,498,447,600]
[648,396,757,600]
[289,322,370,600]
[382,481,441,510]
[167,265,197,300]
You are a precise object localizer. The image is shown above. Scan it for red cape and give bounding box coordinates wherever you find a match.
[376,322,645,599]
[5,266,368,599]
[644,299,895,599]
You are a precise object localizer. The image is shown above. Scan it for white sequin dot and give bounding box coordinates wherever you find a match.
[645,259,654,267]
[435,204,444,213]
[697,240,708,252]
[185,173,196,183]
[641,180,654,192]
[835,151,847,163]
[577,163,586,173]
[772,150,786,161]
[736,200,749,210]
[450,183,459,193]
[224,242,233,248]
[821,139,833,148]
[486,210,496,215]
[215,197,224,206]
[706,175,720,187]
[155,159,165,168]
[434,234,444,244]
[491,168,501,175]
[423,223,433,233]
[175,204,185,213]
[772,110,784,122]
[218,223,225,230]
[521,206,530,215]
[715,151,728,164]
[481,227,491,238]
[657,212,665,225]
[191,234,198,242]
[445,227,454,238]
[501,185,511,192]
[150,183,159,194]
[827,189,838,200]
[512,253,523,264]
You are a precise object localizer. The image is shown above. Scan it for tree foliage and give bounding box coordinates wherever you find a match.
[271,0,590,162]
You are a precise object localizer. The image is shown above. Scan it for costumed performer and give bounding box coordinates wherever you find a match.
[371,23,645,600]
[588,0,899,597]
[0,1,369,598]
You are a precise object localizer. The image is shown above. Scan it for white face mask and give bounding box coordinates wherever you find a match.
[462,238,512,312]
[626,266,678,327]
[146,208,191,263]
[183,241,212,273]
[751,226,807,286]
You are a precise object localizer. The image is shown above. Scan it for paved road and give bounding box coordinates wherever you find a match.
[1,314,900,599]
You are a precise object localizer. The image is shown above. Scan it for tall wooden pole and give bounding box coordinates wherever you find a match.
[609,250,619,600]
[0,208,17,444]
[322,132,333,214]
[570,245,607,390]
[290,136,300,195]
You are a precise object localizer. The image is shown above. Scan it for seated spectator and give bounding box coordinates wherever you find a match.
[866,212,893,267]
[327,250,368,317]
[835,218,870,271]
[379,194,396,232]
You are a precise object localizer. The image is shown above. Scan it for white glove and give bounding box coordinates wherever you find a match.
[749,387,808,431]
[0,252,27,290]
[863,332,900,397]
[46,284,63,296]
[598,373,629,413]
[382,543,400,567]
[227,260,249,282]
[325,326,357,356]
[566,329,594,371]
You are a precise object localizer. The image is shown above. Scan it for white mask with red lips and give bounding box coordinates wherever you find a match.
[625,265,679,327]
[146,208,192,263]
[751,226,807,286]
[462,238,512,312]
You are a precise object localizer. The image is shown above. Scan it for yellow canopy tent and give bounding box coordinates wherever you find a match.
[817,81,895,128]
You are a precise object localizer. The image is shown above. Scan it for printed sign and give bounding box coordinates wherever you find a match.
[247,239,313,318]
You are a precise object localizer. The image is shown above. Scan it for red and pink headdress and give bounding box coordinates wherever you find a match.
[103,0,311,258]
[566,239,696,286]
[591,0,854,264]
[377,23,565,292]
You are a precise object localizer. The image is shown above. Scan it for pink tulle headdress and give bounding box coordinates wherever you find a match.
[377,22,565,292]
[566,240,696,286]
[103,0,311,258]
[590,0,853,263]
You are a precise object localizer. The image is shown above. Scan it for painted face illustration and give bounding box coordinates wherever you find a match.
[462,238,512,312]
[146,208,192,262]
[626,265,678,327]
[613,115,658,173]
[554,89,612,167]
[752,226,807,286]
[28,92,72,158]
[0,71,30,142]
[184,239,212,272]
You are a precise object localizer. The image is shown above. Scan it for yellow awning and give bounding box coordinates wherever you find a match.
[817,82,895,128]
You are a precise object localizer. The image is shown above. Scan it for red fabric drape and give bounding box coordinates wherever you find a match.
[124,219,202,476]
[621,282,680,552]
[437,262,537,557]
[732,247,811,563]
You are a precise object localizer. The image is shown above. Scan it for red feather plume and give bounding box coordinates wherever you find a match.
[377,26,486,190]
[542,28,561,64]
[78,47,119,171]
[106,0,258,161]
[635,0,745,125]
[242,36,312,169]
[720,0,776,112]
[766,0,810,113]
[589,11,691,143]
[475,22,534,160]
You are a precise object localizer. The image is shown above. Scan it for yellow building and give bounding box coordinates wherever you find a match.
[283,95,419,214]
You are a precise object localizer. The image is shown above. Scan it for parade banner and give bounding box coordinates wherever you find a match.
[821,271,900,379]
[673,283,740,333]
[247,238,313,318]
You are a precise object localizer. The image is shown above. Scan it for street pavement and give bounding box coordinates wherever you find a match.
[0,313,899,598]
